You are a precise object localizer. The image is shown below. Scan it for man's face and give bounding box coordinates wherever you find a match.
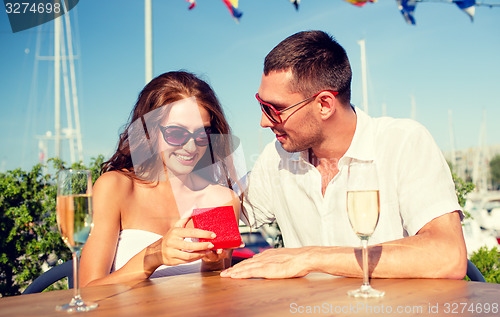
[257,70,322,153]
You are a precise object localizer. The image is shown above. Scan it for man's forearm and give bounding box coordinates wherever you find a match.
[306,233,466,279]
[222,212,466,279]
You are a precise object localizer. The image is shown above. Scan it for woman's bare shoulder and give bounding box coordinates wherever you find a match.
[94,171,135,196]
[207,183,235,195]
[204,183,240,206]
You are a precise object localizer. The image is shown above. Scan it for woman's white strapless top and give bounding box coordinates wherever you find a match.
[111,229,202,278]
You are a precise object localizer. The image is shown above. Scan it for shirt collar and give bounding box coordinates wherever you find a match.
[284,150,305,163]
[343,106,376,163]
[288,106,375,164]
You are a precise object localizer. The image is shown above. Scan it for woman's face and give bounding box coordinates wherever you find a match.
[158,98,211,177]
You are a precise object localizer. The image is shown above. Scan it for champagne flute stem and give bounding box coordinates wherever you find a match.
[72,252,81,300]
[361,239,370,286]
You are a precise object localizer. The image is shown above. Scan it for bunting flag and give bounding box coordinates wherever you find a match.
[181,0,497,25]
[455,0,476,21]
[222,0,243,22]
[397,0,418,25]
[289,0,300,10]
[396,0,486,25]
[344,0,377,7]
[185,0,196,10]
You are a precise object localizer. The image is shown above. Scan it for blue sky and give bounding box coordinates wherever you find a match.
[1,0,499,173]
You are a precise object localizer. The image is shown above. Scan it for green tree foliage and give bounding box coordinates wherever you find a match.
[490,155,500,190]
[451,171,475,219]
[0,156,104,297]
[452,170,500,284]
[469,246,500,283]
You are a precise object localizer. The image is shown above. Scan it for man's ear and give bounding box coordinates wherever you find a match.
[317,92,337,120]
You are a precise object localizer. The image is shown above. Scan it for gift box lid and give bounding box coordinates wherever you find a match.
[192,206,241,249]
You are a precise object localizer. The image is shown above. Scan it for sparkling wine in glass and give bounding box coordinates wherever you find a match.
[346,161,385,298]
[56,169,98,312]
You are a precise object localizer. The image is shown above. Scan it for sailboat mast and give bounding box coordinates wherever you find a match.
[480,110,489,191]
[448,110,457,169]
[411,94,416,120]
[54,16,62,158]
[145,0,153,84]
[358,39,368,114]
[473,109,489,192]
[37,9,83,166]
[63,10,83,162]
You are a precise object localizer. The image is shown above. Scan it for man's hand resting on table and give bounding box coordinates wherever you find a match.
[220,247,312,279]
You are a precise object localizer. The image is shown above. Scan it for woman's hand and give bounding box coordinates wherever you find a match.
[202,249,230,262]
[153,217,217,266]
[202,242,245,271]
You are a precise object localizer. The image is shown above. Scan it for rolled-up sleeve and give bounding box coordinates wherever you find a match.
[396,123,463,236]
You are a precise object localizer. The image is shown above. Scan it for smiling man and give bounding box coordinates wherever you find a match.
[220,30,467,280]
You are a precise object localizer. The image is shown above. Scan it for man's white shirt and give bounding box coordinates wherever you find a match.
[243,108,462,248]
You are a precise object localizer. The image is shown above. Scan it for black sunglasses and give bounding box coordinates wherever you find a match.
[256,90,338,124]
[159,125,212,147]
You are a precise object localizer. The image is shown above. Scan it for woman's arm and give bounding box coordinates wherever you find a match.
[79,172,133,286]
[80,172,218,286]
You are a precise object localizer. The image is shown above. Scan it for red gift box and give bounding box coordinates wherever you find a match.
[192,206,241,249]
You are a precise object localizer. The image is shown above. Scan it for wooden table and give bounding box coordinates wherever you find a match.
[1,272,499,316]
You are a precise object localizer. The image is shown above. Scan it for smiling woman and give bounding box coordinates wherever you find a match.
[155,97,212,178]
[78,71,242,287]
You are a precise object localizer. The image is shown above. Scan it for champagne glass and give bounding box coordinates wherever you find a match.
[56,169,98,312]
[346,161,385,298]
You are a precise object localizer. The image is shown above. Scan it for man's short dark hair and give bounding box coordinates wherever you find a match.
[264,30,352,105]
